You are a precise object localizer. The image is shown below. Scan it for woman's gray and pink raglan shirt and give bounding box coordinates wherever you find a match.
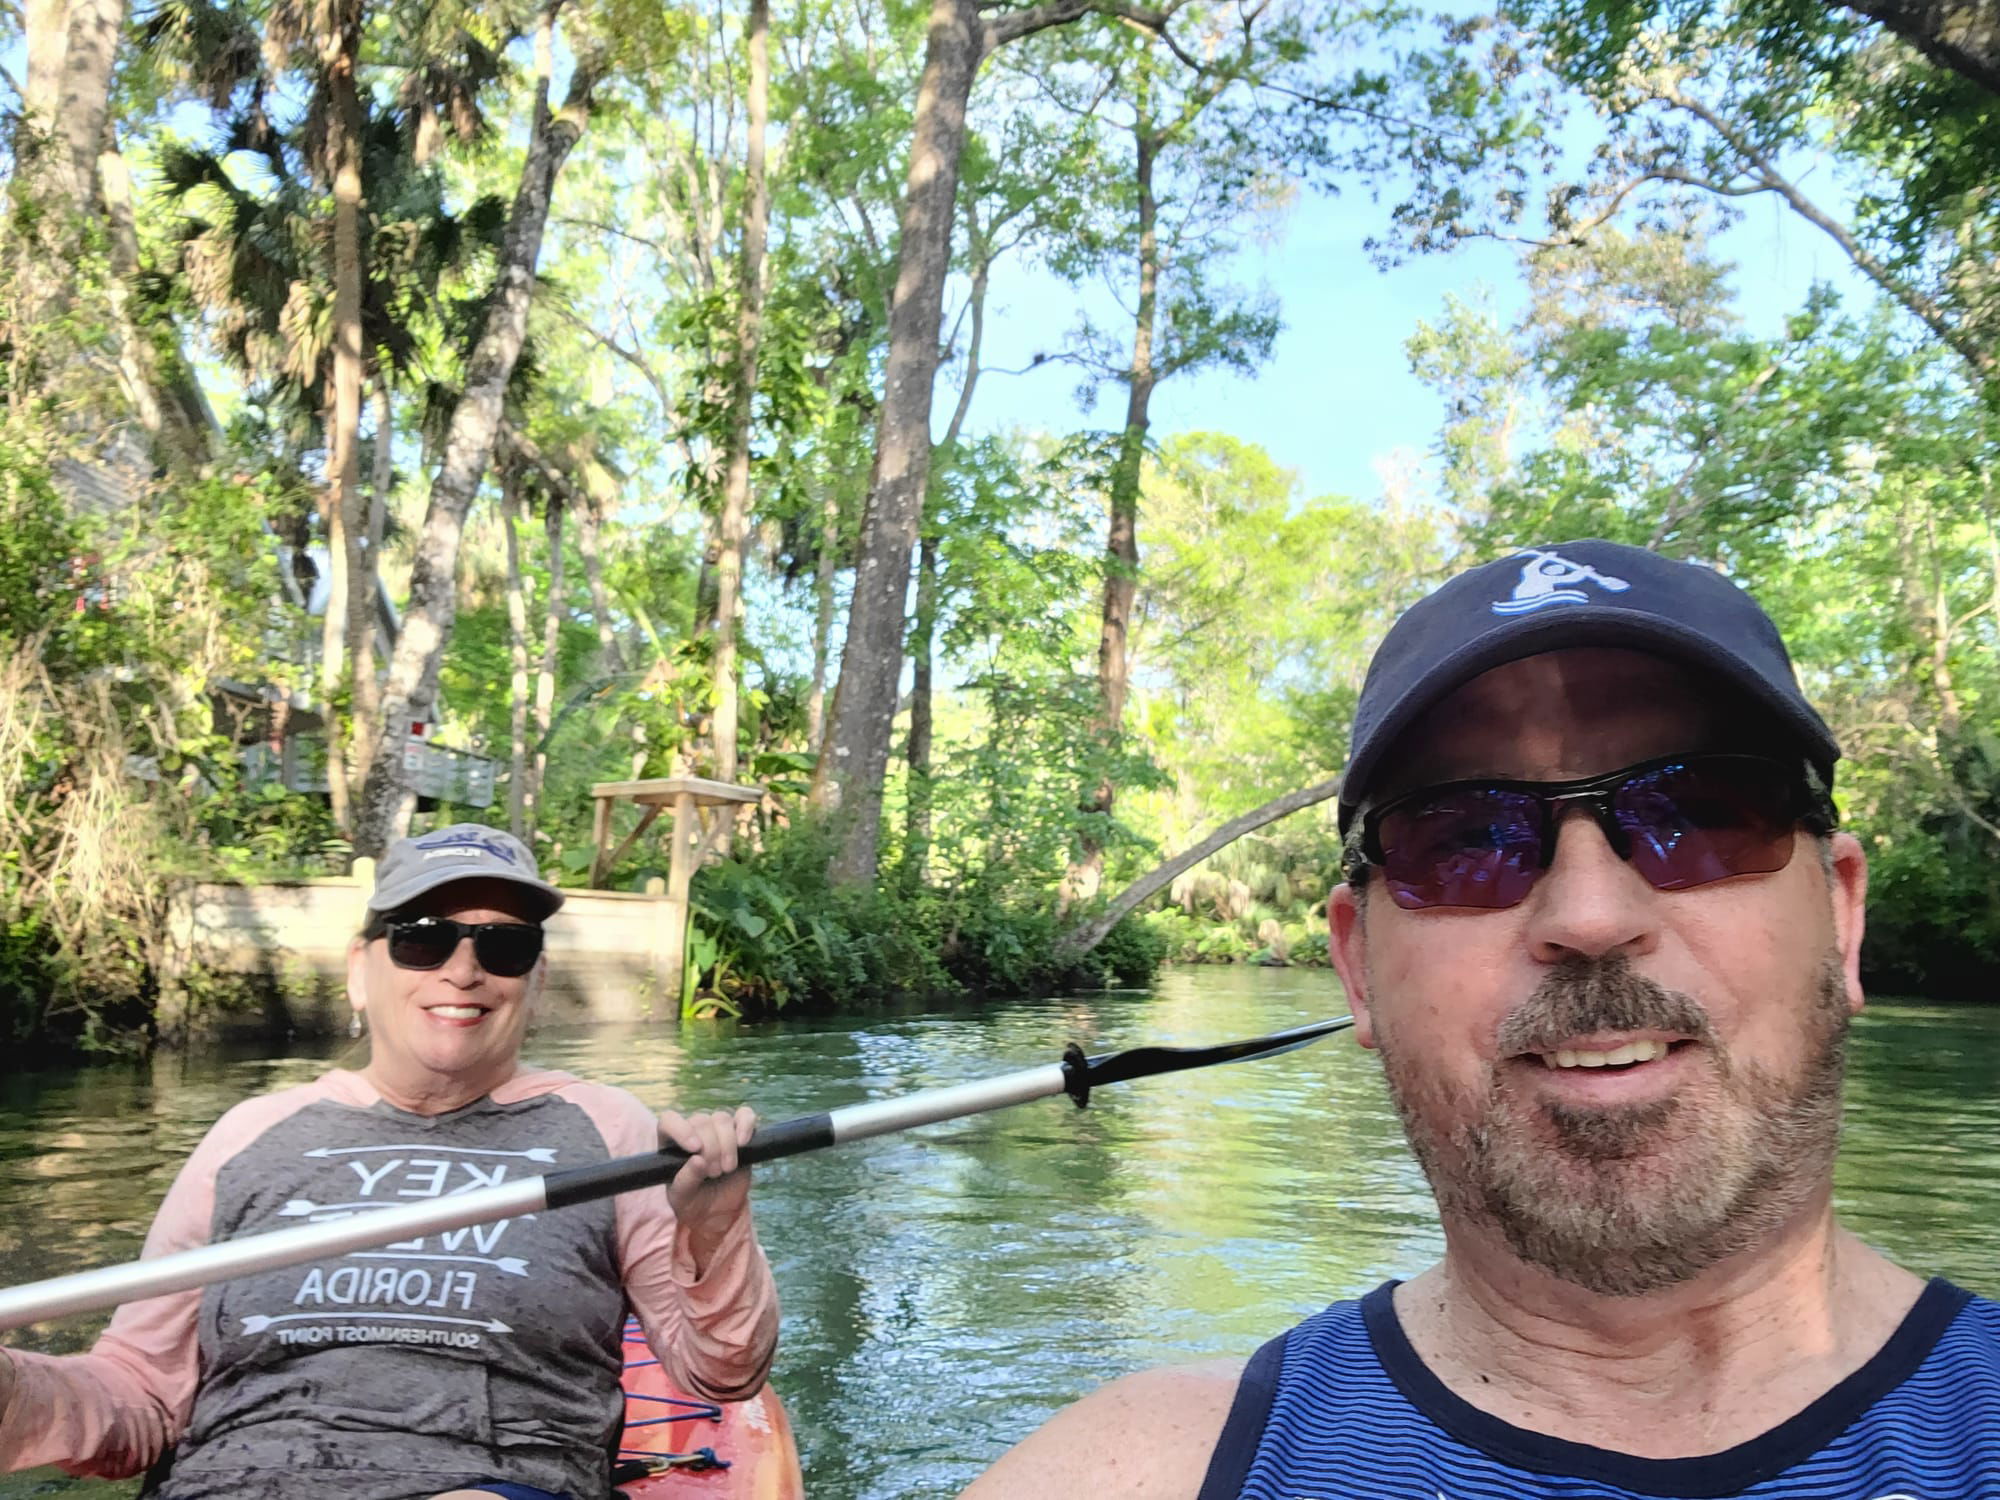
[0,1068,780,1500]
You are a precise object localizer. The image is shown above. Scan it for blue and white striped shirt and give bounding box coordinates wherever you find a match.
[1198,1279,2000,1499]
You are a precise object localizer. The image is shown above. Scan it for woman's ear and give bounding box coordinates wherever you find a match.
[346,935,370,1019]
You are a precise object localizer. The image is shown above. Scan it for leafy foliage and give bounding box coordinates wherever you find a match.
[5,0,1998,1059]
[1408,224,2000,991]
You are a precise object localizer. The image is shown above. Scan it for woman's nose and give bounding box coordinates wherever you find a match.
[437,936,486,984]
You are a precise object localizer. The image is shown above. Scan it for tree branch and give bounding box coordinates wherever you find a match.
[1055,776,1342,960]
[1836,0,2000,100]
[985,0,1190,53]
[1659,79,1993,378]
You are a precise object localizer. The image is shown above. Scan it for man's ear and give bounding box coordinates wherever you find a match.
[1826,831,1868,1015]
[1327,885,1376,1050]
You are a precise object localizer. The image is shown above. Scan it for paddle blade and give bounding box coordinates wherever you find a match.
[1064,1015,1354,1103]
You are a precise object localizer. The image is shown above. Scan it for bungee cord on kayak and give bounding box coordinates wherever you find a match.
[611,1318,735,1487]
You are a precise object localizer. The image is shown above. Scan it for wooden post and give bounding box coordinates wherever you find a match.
[589,794,612,887]
[586,778,763,1010]
[657,789,697,1013]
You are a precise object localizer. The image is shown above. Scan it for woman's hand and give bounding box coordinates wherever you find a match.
[658,1106,757,1273]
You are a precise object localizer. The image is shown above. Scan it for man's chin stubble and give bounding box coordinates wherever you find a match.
[1379,957,1850,1297]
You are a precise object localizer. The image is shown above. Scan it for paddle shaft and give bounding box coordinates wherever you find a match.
[0,1017,1352,1330]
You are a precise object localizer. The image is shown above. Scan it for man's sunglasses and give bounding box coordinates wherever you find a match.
[376,918,545,977]
[1344,753,1836,912]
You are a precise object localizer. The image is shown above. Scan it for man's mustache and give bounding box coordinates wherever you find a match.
[1493,958,1718,1058]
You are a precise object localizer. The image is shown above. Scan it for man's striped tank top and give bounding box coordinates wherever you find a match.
[1197,1279,2000,1499]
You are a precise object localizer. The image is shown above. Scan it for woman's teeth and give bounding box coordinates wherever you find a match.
[1543,1039,1669,1069]
[428,1006,487,1020]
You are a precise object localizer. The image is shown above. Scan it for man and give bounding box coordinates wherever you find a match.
[962,540,2000,1499]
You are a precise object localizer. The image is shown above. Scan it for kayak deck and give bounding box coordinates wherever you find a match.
[615,1318,803,1498]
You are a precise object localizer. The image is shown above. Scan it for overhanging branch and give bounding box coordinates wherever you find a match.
[1055,776,1341,961]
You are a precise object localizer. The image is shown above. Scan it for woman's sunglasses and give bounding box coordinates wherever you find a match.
[380,918,545,977]
[1345,753,1835,912]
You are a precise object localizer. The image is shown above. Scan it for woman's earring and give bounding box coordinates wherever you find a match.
[349,1011,364,1039]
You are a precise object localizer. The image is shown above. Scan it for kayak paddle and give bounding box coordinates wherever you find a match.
[0,1015,1354,1329]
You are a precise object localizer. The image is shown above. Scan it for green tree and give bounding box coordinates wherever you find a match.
[1409,224,2000,993]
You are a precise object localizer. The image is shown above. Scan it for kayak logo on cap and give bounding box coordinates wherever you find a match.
[414,830,520,866]
[1492,547,1630,615]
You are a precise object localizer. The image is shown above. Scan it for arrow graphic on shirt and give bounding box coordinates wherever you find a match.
[277,1199,538,1221]
[351,1251,530,1276]
[240,1311,512,1334]
[302,1145,558,1162]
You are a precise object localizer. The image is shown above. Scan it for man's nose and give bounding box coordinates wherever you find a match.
[1521,806,1660,964]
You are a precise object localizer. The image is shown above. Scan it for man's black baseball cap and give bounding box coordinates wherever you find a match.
[1338,540,1841,829]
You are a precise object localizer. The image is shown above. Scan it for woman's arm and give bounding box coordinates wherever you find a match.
[0,1149,216,1478]
[583,1087,780,1402]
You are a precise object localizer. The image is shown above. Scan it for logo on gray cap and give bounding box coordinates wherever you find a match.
[368,822,565,917]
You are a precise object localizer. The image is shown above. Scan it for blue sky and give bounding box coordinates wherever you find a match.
[955,157,1880,508]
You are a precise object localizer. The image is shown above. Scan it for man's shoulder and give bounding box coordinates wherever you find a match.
[957,1360,1247,1500]
[1939,1282,2000,1356]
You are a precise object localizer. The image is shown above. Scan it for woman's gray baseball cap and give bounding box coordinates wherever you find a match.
[1338,540,1841,830]
[367,824,566,919]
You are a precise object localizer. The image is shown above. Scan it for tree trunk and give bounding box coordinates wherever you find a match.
[1066,108,1160,907]
[576,492,624,674]
[710,0,771,839]
[20,0,119,221]
[352,372,393,756]
[903,532,938,873]
[815,0,983,884]
[806,485,839,753]
[533,496,565,822]
[352,11,603,856]
[1055,777,1343,962]
[498,418,620,684]
[55,0,119,204]
[1836,0,2000,100]
[812,0,1164,884]
[503,478,532,841]
[15,0,199,490]
[23,0,68,136]
[320,8,367,836]
[905,217,991,876]
[98,140,211,469]
[318,388,353,835]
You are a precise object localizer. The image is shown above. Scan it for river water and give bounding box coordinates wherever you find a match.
[3,969,1997,1498]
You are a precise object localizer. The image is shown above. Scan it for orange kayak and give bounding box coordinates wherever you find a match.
[614,1318,804,1499]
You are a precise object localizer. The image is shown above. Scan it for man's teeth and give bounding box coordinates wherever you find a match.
[1543,1039,1669,1069]
[429,1006,487,1020]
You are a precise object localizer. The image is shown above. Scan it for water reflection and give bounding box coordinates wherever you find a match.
[1,974,1996,1499]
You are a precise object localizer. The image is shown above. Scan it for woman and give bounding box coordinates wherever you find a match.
[0,824,779,1500]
